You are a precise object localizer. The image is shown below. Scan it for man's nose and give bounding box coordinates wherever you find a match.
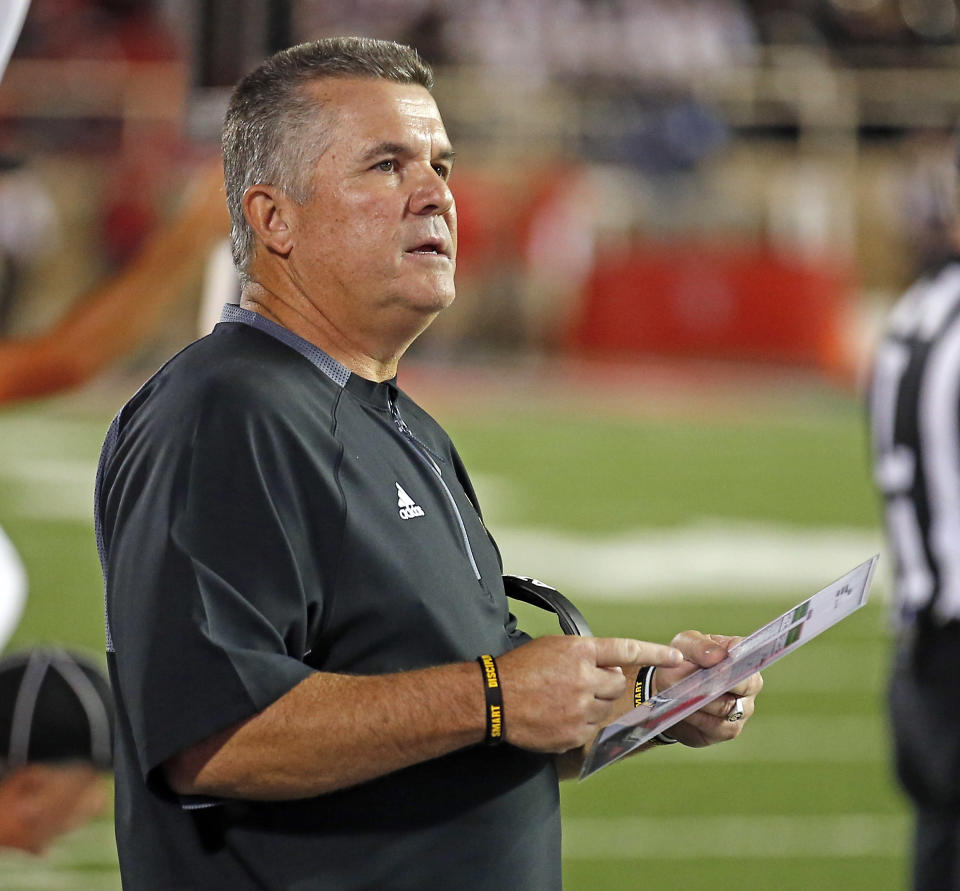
[409,167,454,217]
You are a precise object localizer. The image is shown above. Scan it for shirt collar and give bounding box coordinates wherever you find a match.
[219,303,351,388]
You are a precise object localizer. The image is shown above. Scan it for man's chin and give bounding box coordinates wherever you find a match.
[431,288,456,314]
[405,285,456,316]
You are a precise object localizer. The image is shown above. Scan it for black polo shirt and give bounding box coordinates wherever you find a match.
[95,306,561,890]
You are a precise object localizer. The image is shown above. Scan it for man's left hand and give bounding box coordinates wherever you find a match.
[650,630,763,747]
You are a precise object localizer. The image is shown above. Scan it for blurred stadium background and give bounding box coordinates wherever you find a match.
[2,0,958,887]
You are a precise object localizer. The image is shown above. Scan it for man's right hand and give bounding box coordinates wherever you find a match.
[496,636,683,753]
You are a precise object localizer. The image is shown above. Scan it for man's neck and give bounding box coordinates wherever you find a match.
[239,283,403,383]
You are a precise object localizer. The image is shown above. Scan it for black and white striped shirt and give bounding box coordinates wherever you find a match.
[870,258,960,630]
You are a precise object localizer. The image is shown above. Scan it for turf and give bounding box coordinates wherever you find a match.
[0,377,910,890]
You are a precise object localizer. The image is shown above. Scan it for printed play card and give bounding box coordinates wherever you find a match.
[580,555,878,780]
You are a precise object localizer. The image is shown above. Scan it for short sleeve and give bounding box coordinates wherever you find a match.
[101,378,339,783]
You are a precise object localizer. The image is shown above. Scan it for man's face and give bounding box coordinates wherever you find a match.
[284,77,457,353]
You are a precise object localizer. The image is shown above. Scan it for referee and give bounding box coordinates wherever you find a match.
[0,648,114,854]
[869,224,960,889]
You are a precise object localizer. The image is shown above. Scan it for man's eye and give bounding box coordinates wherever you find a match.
[375,160,397,173]
[433,165,450,179]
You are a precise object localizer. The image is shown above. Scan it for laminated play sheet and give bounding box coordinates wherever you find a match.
[580,555,879,780]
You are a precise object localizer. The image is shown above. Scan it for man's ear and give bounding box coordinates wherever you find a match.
[242,185,295,259]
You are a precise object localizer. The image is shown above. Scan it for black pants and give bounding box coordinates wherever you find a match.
[913,809,960,890]
[890,624,960,890]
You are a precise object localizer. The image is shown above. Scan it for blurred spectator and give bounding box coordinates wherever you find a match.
[0,648,113,856]
[748,0,959,55]
[0,156,58,334]
[13,0,180,61]
[398,1,454,67]
[0,159,229,404]
[437,0,757,86]
[899,128,959,275]
[295,0,435,53]
[10,0,188,266]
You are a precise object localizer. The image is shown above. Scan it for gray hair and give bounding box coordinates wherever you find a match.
[222,37,434,285]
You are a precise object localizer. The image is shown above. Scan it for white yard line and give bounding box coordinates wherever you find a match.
[1,463,884,599]
[0,458,99,522]
[562,814,908,859]
[0,462,884,600]
[495,520,884,599]
[0,457,97,483]
[471,470,885,598]
[639,714,888,763]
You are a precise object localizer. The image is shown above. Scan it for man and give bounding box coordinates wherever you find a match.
[96,37,761,889]
[0,648,114,855]
[869,228,960,890]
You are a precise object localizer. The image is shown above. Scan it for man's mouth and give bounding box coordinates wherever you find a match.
[406,238,449,258]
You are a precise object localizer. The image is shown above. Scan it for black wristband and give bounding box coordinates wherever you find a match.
[477,654,504,745]
[634,665,678,746]
[634,665,653,709]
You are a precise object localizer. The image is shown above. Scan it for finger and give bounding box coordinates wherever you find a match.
[648,657,700,699]
[725,671,764,699]
[678,703,750,743]
[671,630,733,668]
[593,638,683,669]
[708,634,743,649]
[691,669,762,719]
[584,694,620,726]
[591,666,629,702]
[699,692,747,720]
[698,692,755,726]
[691,692,736,720]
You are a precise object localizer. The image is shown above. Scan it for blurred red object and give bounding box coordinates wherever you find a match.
[565,242,856,376]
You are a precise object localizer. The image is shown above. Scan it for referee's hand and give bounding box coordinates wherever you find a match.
[496,636,683,754]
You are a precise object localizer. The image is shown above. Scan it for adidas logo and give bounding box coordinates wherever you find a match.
[396,483,425,520]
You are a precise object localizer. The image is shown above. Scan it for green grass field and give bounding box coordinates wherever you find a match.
[0,367,911,890]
